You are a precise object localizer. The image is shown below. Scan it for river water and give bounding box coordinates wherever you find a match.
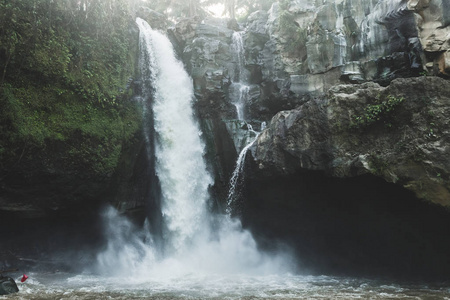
[3,272,450,299]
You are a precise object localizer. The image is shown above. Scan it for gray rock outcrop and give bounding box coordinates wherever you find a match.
[0,276,18,296]
[251,76,450,206]
[170,0,449,122]
[166,0,450,207]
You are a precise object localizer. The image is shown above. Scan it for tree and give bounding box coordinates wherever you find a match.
[227,0,235,19]
[200,0,276,20]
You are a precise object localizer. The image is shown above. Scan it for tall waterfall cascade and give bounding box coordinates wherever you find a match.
[226,32,264,213]
[136,17,212,255]
[230,31,249,121]
[96,18,290,278]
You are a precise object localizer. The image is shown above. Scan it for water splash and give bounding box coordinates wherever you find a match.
[261,121,267,131]
[95,18,291,279]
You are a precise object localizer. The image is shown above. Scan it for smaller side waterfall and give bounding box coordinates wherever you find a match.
[229,84,249,121]
[230,31,249,121]
[226,31,264,213]
[231,31,247,83]
[226,125,259,214]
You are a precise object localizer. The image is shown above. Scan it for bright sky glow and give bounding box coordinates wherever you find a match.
[207,3,225,18]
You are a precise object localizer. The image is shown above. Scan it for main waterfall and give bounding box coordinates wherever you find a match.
[136,17,212,255]
[95,18,290,279]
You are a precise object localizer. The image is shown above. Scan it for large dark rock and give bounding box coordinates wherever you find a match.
[242,171,450,280]
[251,76,450,206]
[0,276,18,295]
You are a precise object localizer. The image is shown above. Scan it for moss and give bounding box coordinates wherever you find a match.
[0,0,141,176]
[0,81,141,176]
[368,153,389,176]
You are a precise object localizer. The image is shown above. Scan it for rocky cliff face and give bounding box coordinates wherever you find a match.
[172,0,449,109]
[168,0,449,208]
[251,76,450,206]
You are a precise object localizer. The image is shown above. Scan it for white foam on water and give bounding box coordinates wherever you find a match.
[9,272,450,299]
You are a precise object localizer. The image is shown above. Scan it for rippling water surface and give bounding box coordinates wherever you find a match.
[2,273,450,299]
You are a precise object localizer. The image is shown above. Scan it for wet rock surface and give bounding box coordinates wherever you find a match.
[0,276,19,295]
[251,76,450,206]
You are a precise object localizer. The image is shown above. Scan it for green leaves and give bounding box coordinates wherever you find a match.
[351,95,405,129]
[0,0,141,175]
[0,0,135,105]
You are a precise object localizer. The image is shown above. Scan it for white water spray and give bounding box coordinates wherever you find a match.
[96,18,291,279]
[136,18,212,255]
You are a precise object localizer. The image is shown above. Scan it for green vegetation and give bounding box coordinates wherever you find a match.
[0,0,136,103]
[368,153,389,176]
[351,95,405,129]
[0,0,141,175]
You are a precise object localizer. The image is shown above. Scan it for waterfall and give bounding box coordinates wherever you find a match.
[231,31,246,83]
[96,18,290,278]
[230,31,249,121]
[226,125,259,214]
[226,31,263,213]
[136,18,213,254]
[229,84,249,121]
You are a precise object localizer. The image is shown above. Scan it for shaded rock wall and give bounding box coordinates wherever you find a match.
[243,171,450,280]
[167,0,450,212]
[243,75,450,279]
[251,76,450,206]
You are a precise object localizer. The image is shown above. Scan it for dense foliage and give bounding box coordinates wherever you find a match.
[0,0,281,176]
[0,0,140,175]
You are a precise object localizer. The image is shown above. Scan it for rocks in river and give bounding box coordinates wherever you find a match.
[0,276,19,295]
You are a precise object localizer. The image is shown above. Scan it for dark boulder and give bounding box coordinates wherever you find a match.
[0,276,19,295]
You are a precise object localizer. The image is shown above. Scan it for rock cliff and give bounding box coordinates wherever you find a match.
[251,76,450,206]
[168,0,449,208]
[174,0,448,115]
